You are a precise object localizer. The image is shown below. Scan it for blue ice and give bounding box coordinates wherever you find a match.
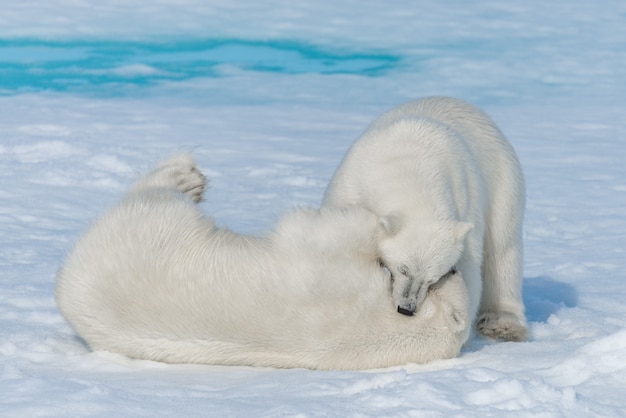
[0,39,398,95]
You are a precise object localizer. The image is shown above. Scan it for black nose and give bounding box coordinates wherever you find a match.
[397,306,414,316]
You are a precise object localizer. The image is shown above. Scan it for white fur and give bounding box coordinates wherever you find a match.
[323,96,528,342]
[56,154,470,370]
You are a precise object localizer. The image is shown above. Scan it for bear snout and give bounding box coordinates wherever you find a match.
[397,305,415,316]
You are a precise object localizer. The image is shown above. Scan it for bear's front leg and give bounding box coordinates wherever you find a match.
[130,154,207,203]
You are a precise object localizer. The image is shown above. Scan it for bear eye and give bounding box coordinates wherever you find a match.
[398,265,409,276]
[443,266,457,278]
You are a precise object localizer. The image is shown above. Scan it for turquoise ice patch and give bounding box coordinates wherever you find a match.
[0,39,398,95]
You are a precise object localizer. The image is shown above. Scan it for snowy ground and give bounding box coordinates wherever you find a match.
[1,1,626,416]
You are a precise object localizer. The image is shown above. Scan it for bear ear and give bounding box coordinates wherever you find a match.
[455,222,474,241]
[379,214,401,236]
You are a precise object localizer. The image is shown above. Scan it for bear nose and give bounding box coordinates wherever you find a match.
[397,305,415,316]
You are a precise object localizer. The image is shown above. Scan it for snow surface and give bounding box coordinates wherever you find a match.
[1,0,626,416]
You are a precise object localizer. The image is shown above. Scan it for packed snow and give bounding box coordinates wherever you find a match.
[1,0,625,416]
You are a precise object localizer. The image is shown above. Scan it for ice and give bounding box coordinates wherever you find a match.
[1,0,626,416]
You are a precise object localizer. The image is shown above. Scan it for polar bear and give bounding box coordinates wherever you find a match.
[55,154,470,370]
[323,97,528,342]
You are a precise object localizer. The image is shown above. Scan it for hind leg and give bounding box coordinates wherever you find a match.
[130,154,207,203]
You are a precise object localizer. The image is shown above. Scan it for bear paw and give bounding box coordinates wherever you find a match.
[476,311,528,342]
[134,154,207,203]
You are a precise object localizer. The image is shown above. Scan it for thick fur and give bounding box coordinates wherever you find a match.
[55,154,470,370]
[323,97,528,342]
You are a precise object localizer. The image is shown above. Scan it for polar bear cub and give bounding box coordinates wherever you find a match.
[55,154,470,370]
[323,97,528,342]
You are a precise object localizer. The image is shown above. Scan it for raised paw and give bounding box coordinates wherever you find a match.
[476,311,528,342]
[169,159,207,203]
[132,154,208,203]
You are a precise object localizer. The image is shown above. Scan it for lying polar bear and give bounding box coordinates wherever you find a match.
[323,97,528,342]
[55,154,470,370]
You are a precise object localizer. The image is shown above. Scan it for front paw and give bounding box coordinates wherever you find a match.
[476,311,528,342]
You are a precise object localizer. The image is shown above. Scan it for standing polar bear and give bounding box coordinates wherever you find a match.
[56,154,471,370]
[323,96,528,342]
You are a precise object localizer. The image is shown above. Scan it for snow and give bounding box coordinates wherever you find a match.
[1,0,625,416]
